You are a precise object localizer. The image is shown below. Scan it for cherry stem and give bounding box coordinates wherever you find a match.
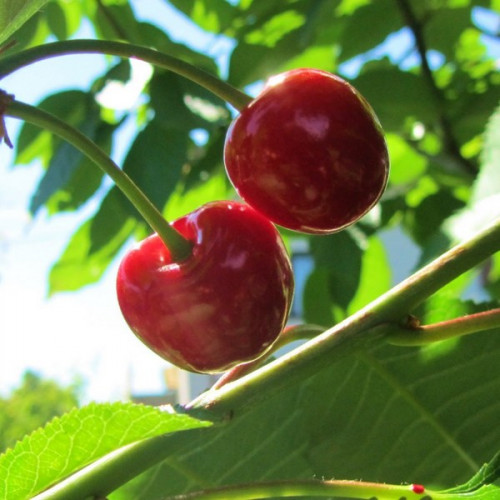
[0,39,252,111]
[4,99,192,261]
[387,308,500,346]
[162,479,444,500]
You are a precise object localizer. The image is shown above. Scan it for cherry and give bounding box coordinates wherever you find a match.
[116,201,294,373]
[224,68,389,234]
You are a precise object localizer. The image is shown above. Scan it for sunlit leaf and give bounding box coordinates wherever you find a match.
[0,402,211,500]
[471,101,500,203]
[348,235,391,313]
[386,134,428,185]
[0,0,49,44]
[49,189,136,294]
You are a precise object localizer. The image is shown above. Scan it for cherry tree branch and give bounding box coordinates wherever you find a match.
[396,0,477,176]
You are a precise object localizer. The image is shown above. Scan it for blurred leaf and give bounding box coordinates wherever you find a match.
[406,190,466,246]
[121,119,188,212]
[182,128,226,193]
[29,100,106,215]
[15,90,90,168]
[168,0,238,33]
[303,269,335,327]
[310,230,363,311]
[49,189,136,294]
[87,0,144,42]
[348,235,391,313]
[245,10,305,47]
[228,1,328,86]
[45,1,67,40]
[353,67,436,130]
[137,22,219,74]
[452,86,500,145]
[338,0,403,62]
[0,0,49,44]
[471,101,500,203]
[386,134,428,185]
[443,103,500,243]
[425,6,473,61]
[164,169,230,222]
[0,402,211,500]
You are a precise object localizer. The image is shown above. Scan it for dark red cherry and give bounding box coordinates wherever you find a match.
[224,68,389,234]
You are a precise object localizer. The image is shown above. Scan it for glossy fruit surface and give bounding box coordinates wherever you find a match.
[116,201,294,373]
[224,68,389,234]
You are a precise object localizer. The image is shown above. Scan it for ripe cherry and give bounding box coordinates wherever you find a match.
[224,68,389,234]
[116,201,294,373]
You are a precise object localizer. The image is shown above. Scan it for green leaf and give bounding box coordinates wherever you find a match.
[15,90,90,168]
[303,269,335,327]
[386,134,428,185]
[164,169,230,222]
[472,101,500,204]
[29,101,104,215]
[353,67,436,130]
[348,235,391,314]
[245,10,305,48]
[338,0,403,63]
[48,189,136,294]
[443,103,500,244]
[424,6,473,61]
[443,450,500,493]
[406,190,466,246]
[45,1,67,40]
[0,0,50,44]
[0,402,211,500]
[121,120,188,211]
[310,230,363,311]
[168,0,238,34]
[117,300,500,497]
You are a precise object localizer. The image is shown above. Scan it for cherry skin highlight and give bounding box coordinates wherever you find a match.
[224,68,390,234]
[116,201,294,373]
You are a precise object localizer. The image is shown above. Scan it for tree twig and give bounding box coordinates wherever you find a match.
[396,0,477,176]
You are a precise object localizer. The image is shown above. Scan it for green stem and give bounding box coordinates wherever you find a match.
[0,39,252,111]
[5,99,192,261]
[212,324,325,390]
[163,479,445,500]
[188,217,500,416]
[32,429,205,500]
[387,308,500,346]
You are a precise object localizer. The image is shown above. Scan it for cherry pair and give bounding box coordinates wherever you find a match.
[117,69,389,373]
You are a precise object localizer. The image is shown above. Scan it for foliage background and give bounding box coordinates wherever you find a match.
[1,0,499,498]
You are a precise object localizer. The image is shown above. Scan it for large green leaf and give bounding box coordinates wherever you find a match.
[0,402,211,500]
[0,0,50,44]
[113,299,500,498]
